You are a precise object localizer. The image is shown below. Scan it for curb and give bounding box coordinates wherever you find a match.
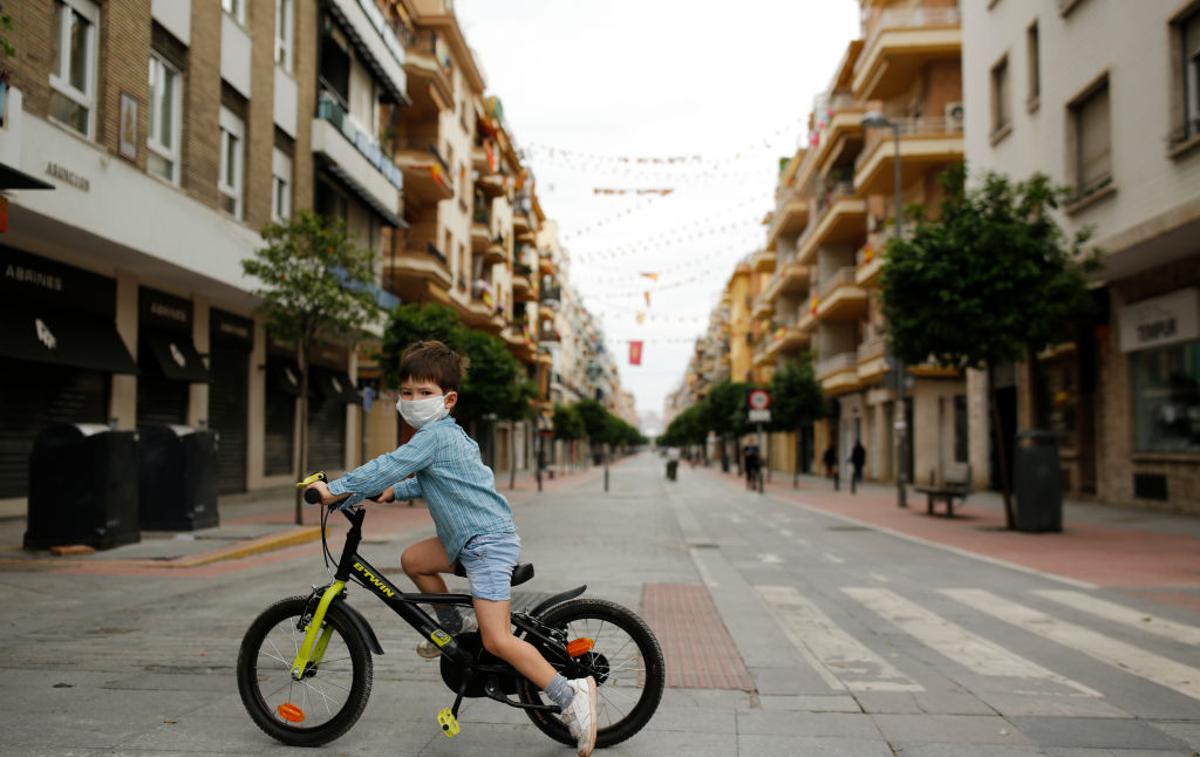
[0,525,323,571]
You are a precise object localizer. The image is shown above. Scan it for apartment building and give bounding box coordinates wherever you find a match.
[0,0,412,512]
[962,0,1200,512]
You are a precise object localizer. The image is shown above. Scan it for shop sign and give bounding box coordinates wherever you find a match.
[1,245,115,316]
[211,308,254,350]
[1118,288,1200,353]
[45,161,89,192]
[139,286,192,333]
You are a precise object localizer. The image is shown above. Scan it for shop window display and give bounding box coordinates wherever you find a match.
[1131,340,1200,453]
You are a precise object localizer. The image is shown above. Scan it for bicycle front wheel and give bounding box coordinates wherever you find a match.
[236,596,373,747]
[519,598,665,749]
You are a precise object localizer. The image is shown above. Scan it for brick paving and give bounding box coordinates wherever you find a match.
[640,583,754,691]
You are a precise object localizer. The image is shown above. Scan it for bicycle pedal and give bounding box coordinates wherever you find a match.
[436,707,461,738]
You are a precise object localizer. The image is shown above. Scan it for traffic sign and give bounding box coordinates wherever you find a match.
[748,409,772,423]
[748,389,771,411]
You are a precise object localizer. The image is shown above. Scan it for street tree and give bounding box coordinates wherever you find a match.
[242,210,380,525]
[880,164,1098,528]
[553,403,586,467]
[702,381,753,473]
[770,352,826,487]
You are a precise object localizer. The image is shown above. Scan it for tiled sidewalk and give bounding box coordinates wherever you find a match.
[703,466,1200,603]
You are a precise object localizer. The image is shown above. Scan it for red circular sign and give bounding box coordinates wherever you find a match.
[748,389,771,410]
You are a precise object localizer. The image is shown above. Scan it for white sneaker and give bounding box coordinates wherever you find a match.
[416,613,477,659]
[556,676,597,757]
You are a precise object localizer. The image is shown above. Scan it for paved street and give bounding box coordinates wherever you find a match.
[3,453,1200,756]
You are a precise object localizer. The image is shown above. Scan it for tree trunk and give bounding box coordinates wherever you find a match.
[509,422,517,490]
[794,424,802,488]
[295,339,310,526]
[987,361,1015,529]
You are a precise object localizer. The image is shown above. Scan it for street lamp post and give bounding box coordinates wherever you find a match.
[862,112,908,508]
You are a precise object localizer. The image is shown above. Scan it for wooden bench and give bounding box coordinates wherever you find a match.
[914,463,971,517]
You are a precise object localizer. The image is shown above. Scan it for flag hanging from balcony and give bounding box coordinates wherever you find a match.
[643,291,651,307]
[629,341,644,366]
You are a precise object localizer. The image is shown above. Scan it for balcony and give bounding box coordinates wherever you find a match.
[471,204,490,251]
[854,7,961,100]
[750,248,776,274]
[473,139,498,174]
[796,181,867,265]
[312,95,403,226]
[855,230,890,288]
[807,93,867,172]
[857,335,889,383]
[382,243,452,301]
[328,0,408,103]
[404,30,453,111]
[817,267,868,321]
[854,117,964,196]
[539,286,561,310]
[815,352,861,394]
[765,195,809,250]
[751,293,773,320]
[483,234,507,265]
[512,264,534,301]
[394,143,454,205]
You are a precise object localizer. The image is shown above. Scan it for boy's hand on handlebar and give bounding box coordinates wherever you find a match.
[305,481,336,506]
[368,486,395,504]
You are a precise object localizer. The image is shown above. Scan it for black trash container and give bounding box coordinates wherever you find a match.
[25,423,140,550]
[138,424,219,530]
[1013,429,1063,533]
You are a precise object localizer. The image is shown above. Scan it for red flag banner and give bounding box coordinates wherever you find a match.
[629,340,644,366]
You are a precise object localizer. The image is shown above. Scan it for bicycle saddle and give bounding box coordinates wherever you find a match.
[452,561,535,587]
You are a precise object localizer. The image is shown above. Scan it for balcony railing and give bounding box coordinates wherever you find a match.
[316,93,404,190]
[815,179,856,216]
[514,262,533,278]
[816,352,858,380]
[425,242,447,265]
[818,267,857,299]
[473,203,490,225]
[858,116,964,169]
[411,30,453,75]
[858,336,886,363]
[863,7,961,53]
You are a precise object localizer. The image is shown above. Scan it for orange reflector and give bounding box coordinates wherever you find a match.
[277,703,305,723]
[566,638,594,657]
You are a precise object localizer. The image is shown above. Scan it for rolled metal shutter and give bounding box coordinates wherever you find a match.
[208,345,249,494]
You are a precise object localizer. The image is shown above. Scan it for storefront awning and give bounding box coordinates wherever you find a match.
[0,308,137,373]
[313,369,360,404]
[142,330,210,383]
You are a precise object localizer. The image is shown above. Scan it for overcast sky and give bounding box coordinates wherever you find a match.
[456,0,862,428]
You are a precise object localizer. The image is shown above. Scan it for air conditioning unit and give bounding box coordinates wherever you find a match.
[945,101,965,131]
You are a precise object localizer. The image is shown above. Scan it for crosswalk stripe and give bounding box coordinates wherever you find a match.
[844,587,1099,697]
[1033,590,1200,647]
[943,589,1200,702]
[755,585,923,692]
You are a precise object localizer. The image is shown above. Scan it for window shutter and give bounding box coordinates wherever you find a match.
[1078,84,1111,189]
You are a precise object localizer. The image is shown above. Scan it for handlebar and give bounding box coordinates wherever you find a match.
[297,471,385,507]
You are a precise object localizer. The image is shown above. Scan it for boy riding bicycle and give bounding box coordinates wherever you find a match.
[306,341,597,756]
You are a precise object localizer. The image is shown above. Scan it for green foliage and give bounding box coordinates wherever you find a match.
[659,403,707,447]
[769,353,825,430]
[880,164,1098,370]
[379,302,535,426]
[552,403,585,441]
[0,5,14,63]
[242,210,380,349]
[569,398,641,447]
[702,380,754,439]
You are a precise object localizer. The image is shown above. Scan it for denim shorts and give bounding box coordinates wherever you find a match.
[457,532,521,601]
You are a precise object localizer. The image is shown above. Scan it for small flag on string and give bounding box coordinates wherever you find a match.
[629,341,644,366]
[643,291,651,307]
[639,272,660,281]
[636,312,646,324]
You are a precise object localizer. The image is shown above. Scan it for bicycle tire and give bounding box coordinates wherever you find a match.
[237,596,373,747]
[518,598,665,749]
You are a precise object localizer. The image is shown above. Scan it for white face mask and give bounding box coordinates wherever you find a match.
[397,394,449,429]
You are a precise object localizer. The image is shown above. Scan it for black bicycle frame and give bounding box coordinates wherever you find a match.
[328,506,574,672]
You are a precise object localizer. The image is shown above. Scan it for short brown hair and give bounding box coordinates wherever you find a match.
[397,340,463,392]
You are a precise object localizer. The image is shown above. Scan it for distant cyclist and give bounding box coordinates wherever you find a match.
[743,441,761,490]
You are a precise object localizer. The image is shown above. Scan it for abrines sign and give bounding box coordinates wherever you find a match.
[1118,288,1200,353]
[0,245,116,317]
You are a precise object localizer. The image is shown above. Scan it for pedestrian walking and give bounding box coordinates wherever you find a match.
[849,439,866,494]
[743,441,761,491]
[823,445,839,491]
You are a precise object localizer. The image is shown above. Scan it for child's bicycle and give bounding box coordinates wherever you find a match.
[236,472,665,748]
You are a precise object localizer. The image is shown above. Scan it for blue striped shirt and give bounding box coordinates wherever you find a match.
[326,416,515,563]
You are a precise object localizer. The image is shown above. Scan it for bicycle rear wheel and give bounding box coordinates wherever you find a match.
[518,598,665,748]
[236,596,373,747]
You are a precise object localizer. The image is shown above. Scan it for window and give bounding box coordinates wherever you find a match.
[319,28,351,107]
[49,0,99,137]
[271,148,293,222]
[222,0,245,26]
[1175,7,1200,143]
[1026,21,1040,108]
[990,55,1011,137]
[1069,77,1112,196]
[1131,340,1200,453]
[275,0,294,72]
[147,54,183,183]
[218,107,245,219]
